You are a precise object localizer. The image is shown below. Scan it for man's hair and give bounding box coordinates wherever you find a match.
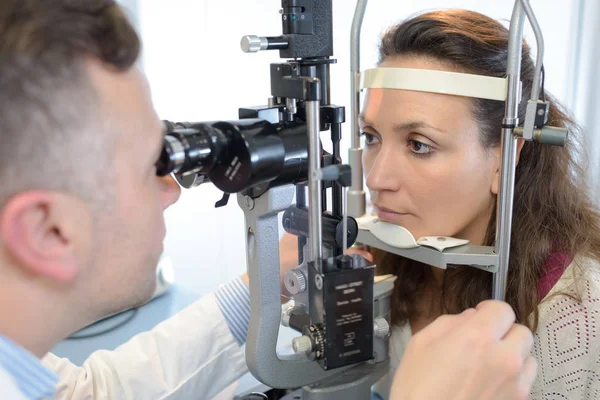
[0,0,140,206]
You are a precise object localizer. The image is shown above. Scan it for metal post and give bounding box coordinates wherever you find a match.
[494,2,526,300]
[307,98,323,265]
[347,0,368,218]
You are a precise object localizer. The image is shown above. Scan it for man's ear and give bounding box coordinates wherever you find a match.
[0,191,88,281]
[491,138,526,195]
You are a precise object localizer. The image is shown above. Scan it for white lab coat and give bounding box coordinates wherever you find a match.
[42,293,248,399]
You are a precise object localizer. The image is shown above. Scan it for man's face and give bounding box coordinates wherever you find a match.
[82,60,181,320]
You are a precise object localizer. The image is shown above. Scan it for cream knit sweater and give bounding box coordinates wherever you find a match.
[372,257,600,399]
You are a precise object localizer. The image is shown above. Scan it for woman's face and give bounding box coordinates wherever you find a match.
[361,56,501,244]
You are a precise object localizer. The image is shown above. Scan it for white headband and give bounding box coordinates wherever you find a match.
[361,67,508,101]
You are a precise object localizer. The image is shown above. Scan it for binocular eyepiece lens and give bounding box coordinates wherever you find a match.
[156,135,186,176]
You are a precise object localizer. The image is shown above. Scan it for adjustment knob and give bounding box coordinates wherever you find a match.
[374,317,390,338]
[281,304,303,327]
[292,335,313,354]
[284,269,307,295]
[240,35,268,53]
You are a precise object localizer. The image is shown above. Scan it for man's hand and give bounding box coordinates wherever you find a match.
[390,300,537,400]
[279,233,301,281]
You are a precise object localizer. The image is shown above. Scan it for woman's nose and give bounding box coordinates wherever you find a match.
[365,147,403,193]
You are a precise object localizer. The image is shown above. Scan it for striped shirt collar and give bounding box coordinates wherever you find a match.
[0,335,57,399]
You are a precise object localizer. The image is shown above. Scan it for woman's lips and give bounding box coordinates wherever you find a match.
[376,207,411,224]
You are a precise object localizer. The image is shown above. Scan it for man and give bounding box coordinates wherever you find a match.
[0,1,536,399]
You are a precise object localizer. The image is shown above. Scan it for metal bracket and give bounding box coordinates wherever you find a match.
[357,230,498,273]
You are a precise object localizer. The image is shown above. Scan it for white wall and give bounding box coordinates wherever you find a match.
[136,0,580,297]
[567,0,600,201]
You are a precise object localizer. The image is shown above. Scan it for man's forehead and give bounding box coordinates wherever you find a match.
[84,58,160,137]
[86,59,149,111]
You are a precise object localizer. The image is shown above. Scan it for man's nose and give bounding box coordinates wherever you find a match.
[159,174,182,210]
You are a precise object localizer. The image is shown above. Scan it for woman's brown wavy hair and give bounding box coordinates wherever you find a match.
[373,9,600,331]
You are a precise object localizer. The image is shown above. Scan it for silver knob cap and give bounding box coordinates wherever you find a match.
[284,269,307,295]
[240,35,268,53]
[292,335,313,354]
[374,317,390,338]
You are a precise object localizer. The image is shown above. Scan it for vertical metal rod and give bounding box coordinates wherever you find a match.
[322,181,328,212]
[296,184,307,265]
[350,0,367,148]
[494,124,518,301]
[307,99,323,265]
[348,0,368,218]
[342,187,348,255]
[520,0,544,101]
[494,2,526,301]
[332,123,343,218]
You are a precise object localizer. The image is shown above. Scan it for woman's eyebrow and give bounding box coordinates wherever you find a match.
[358,113,370,125]
[394,120,449,134]
[358,114,449,136]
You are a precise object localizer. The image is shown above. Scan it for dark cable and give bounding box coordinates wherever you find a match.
[540,64,546,101]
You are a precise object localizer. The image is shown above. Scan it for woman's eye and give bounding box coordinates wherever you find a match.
[408,139,433,155]
[363,132,380,145]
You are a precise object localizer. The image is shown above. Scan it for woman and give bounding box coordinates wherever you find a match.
[361,9,600,399]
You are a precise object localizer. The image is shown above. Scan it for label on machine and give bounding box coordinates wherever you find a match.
[322,267,374,369]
